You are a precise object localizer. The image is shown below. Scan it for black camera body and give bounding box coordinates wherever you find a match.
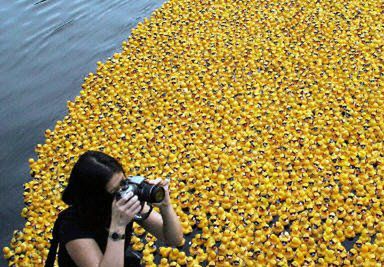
[115,176,165,204]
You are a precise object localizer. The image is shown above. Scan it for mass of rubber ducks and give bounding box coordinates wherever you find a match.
[3,0,384,265]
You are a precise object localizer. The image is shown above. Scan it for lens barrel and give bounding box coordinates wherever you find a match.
[151,186,165,203]
[141,183,165,203]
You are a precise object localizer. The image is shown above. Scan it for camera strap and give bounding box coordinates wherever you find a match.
[135,204,153,222]
[44,209,67,267]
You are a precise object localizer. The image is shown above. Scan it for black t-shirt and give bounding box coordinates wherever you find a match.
[57,206,140,267]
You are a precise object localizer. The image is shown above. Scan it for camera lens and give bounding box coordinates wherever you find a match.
[151,187,165,203]
[141,183,165,203]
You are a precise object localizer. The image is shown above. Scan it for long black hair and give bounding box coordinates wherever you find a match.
[62,150,125,229]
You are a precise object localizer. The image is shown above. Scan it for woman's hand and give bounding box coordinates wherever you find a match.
[110,192,142,227]
[146,178,171,208]
[141,177,184,247]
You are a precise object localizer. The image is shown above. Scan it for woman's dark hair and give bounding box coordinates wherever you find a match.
[62,150,125,229]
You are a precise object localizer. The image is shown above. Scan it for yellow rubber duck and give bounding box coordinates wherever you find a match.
[345,225,355,239]
[284,247,294,261]
[295,250,305,265]
[133,224,146,236]
[176,251,187,265]
[2,247,13,260]
[193,234,204,246]
[168,261,180,267]
[206,248,216,262]
[189,244,203,256]
[181,220,192,234]
[158,258,169,267]
[145,241,157,253]
[273,221,284,234]
[196,252,207,263]
[159,247,172,258]
[132,242,144,251]
[142,252,154,265]
[291,237,301,248]
[168,248,179,261]
[254,252,266,265]
[216,255,226,266]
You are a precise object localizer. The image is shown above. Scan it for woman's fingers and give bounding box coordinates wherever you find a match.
[116,198,124,207]
[146,178,162,185]
[122,195,140,211]
[127,201,141,216]
[116,192,133,206]
[133,203,142,214]
[160,179,169,187]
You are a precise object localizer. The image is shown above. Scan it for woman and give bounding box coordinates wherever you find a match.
[54,150,183,267]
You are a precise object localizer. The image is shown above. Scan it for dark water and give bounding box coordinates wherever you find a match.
[0,0,166,264]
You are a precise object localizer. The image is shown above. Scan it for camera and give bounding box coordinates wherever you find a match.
[115,176,165,204]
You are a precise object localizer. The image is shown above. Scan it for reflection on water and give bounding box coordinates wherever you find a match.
[0,0,166,263]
